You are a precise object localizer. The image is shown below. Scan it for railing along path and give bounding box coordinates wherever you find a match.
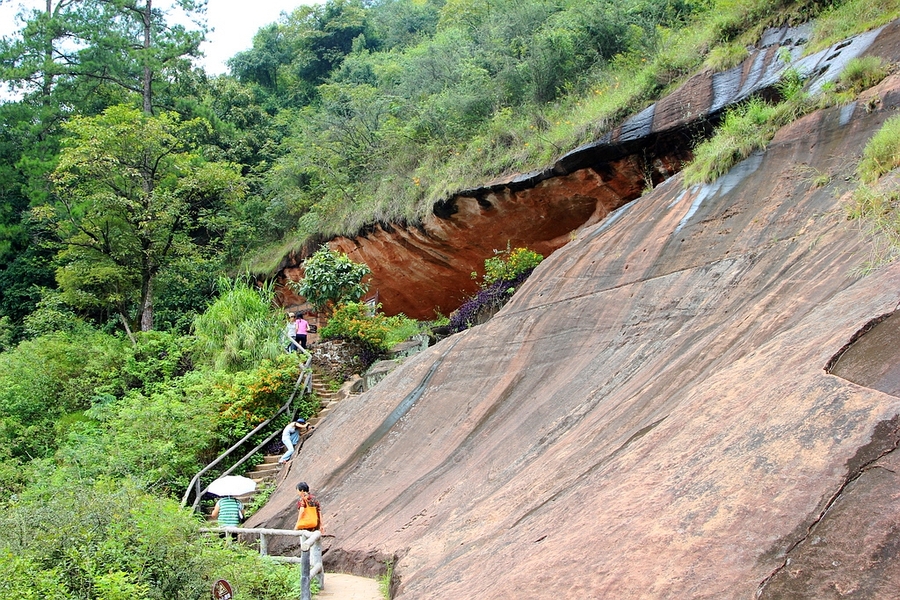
[200,527,323,600]
[181,353,313,511]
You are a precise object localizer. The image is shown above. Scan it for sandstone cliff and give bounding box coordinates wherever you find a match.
[251,22,900,599]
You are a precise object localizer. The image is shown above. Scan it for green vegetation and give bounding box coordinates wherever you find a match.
[378,559,395,599]
[0,480,300,600]
[193,277,286,372]
[683,51,892,188]
[0,0,896,344]
[834,56,891,98]
[847,115,900,266]
[291,248,371,316]
[856,115,900,184]
[479,246,545,285]
[0,280,314,597]
[320,301,422,351]
[807,0,900,53]
[0,0,897,595]
[451,247,544,332]
[683,68,813,186]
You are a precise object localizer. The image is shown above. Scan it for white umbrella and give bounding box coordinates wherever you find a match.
[207,475,256,497]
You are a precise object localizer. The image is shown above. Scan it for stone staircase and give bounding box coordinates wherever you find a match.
[206,377,352,520]
[307,378,347,427]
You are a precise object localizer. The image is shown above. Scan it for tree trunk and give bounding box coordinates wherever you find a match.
[140,275,153,331]
[141,0,153,114]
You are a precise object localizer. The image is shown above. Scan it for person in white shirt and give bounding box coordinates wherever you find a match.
[279,418,312,464]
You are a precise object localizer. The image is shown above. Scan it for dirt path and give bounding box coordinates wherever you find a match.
[317,572,382,600]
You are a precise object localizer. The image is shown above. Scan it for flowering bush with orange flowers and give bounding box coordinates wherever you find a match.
[217,353,307,438]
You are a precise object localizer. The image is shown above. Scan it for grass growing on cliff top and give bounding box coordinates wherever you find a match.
[807,0,900,53]
[240,0,900,278]
[683,54,892,188]
[249,0,882,274]
[682,68,812,186]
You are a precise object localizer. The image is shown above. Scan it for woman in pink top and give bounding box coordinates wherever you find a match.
[295,313,309,349]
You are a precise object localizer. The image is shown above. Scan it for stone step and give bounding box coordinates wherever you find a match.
[248,469,277,482]
[261,455,281,464]
[252,461,279,472]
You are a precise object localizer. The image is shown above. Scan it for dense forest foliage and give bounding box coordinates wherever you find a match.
[0,0,897,596]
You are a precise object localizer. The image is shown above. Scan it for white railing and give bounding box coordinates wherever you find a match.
[200,527,323,600]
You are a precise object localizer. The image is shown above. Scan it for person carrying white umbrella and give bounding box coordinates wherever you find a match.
[207,475,256,527]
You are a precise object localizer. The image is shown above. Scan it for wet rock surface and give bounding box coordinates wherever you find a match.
[250,23,900,599]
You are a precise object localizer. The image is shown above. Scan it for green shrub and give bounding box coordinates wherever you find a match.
[121,331,194,393]
[847,183,900,268]
[478,246,544,285]
[0,477,299,600]
[292,247,371,315]
[217,354,306,436]
[851,114,900,264]
[0,550,71,599]
[0,330,127,462]
[320,302,422,352]
[320,302,393,349]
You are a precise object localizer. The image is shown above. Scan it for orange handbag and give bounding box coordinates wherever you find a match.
[295,500,318,530]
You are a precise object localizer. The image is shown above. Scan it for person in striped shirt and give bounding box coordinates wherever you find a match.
[211,495,243,527]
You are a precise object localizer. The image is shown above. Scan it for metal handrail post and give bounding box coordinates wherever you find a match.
[199,527,322,599]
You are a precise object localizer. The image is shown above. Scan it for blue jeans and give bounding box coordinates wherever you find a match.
[280,430,301,463]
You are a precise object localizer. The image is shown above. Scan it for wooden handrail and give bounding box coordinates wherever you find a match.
[200,527,323,599]
[181,354,313,510]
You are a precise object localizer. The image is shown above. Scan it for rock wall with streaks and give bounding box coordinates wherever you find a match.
[250,22,900,599]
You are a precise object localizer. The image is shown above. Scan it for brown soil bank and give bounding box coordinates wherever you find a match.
[250,29,900,600]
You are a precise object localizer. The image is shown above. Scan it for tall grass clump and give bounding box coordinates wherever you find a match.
[192,276,285,372]
[857,115,900,183]
[683,67,815,186]
[835,56,891,96]
[847,115,900,266]
[847,183,900,267]
[682,97,777,185]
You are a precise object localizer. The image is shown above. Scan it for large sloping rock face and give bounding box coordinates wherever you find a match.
[250,29,900,599]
